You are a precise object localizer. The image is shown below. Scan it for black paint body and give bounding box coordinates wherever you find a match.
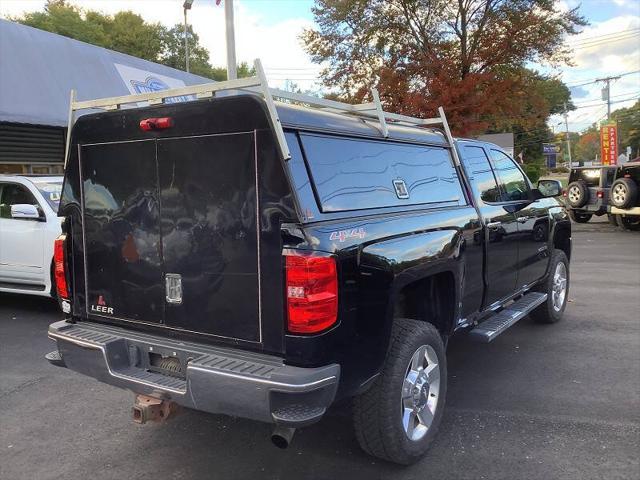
[58,95,570,399]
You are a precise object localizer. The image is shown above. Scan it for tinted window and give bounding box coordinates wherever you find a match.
[569,168,604,187]
[460,146,501,203]
[301,134,464,212]
[490,150,529,201]
[0,183,39,219]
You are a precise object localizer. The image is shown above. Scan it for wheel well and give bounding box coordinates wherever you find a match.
[393,272,456,335]
[553,227,571,261]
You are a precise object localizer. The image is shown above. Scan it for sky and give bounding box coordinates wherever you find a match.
[1,0,639,132]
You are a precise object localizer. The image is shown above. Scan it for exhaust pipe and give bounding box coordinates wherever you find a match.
[271,426,296,449]
[132,394,179,424]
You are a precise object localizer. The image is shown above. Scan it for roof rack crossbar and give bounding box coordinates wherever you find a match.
[64,58,460,167]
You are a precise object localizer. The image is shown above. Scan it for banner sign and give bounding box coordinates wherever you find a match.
[600,122,618,166]
[543,143,560,168]
[542,143,561,154]
[114,64,194,104]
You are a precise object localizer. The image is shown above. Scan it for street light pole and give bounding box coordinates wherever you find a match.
[224,0,237,80]
[596,75,621,120]
[563,103,572,165]
[183,0,194,73]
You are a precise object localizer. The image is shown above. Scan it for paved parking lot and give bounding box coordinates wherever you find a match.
[1,217,639,480]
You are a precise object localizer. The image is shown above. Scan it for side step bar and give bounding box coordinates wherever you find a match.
[468,292,547,343]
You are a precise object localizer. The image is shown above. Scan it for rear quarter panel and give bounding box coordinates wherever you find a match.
[284,205,482,397]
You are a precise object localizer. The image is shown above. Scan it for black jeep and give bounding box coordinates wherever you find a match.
[47,80,570,465]
[565,166,617,223]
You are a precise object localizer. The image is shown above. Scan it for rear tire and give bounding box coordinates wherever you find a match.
[568,210,592,223]
[353,319,446,465]
[566,181,589,208]
[531,250,569,324]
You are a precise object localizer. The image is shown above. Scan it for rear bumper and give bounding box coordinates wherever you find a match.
[47,320,339,427]
[609,206,640,216]
[573,203,607,214]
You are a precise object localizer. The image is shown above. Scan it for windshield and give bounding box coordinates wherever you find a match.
[33,180,63,210]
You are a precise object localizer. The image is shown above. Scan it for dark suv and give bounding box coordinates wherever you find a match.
[565,166,617,223]
[47,87,570,465]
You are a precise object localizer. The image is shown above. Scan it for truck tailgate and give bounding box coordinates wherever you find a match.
[81,131,262,342]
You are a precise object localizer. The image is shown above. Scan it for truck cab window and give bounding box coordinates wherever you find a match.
[490,150,529,202]
[460,146,501,203]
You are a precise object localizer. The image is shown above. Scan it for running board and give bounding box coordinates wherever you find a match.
[468,292,547,343]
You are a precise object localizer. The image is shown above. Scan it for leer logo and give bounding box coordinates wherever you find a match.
[91,295,114,315]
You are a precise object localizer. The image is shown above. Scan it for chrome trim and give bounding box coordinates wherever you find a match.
[254,130,263,344]
[186,365,337,391]
[48,331,187,395]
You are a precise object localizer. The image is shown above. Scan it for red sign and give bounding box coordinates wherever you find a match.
[600,122,618,165]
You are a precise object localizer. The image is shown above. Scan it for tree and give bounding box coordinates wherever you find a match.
[302,0,586,137]
[573,130,599,161]
[160,24,225,80]
[18,1,165,62]
[611,101,640,159]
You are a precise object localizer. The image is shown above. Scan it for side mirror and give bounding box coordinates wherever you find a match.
[537,179,562,198]
[11,204,41,220]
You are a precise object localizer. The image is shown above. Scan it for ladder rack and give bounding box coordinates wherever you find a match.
[64,58,461,168]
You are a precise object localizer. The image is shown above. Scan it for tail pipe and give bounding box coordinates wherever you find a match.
[271,426,296,449]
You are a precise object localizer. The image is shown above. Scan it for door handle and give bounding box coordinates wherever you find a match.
[517,216,529,223]
[486,221,501,229]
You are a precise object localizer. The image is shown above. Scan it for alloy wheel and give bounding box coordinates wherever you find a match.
[401,345,440,441]
[552,262,567,312]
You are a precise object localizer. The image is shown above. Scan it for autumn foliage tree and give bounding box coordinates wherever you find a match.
[302,0,586,138]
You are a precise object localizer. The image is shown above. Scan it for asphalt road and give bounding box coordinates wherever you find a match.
[1,217,639,480]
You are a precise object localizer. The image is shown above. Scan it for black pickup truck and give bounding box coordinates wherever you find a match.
[47,92,570,465]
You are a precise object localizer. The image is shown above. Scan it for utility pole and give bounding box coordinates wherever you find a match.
[224,0,237,80]
[183,0,193,73]
[596,75,621,120]
[563,103,572,165]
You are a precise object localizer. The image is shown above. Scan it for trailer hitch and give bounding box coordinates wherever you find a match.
[132,394,180,424]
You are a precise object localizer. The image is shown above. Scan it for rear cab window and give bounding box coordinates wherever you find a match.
[298,133,465,213]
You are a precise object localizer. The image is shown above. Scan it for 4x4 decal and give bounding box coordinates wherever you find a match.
[329,227,366,242]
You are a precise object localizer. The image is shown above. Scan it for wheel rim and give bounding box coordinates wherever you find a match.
[401,345,440,441]
[568,186,581,203]
[613,184,627,204]
[552,262,567,312]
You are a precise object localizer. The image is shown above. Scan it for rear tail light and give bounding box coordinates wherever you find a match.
[139,117,173,131]
[597,190,604,199]
[285,253,338,334]
[562,189,567,197]
[54,234,69,300]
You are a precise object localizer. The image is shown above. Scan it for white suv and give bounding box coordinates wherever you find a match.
[0,175,63,298]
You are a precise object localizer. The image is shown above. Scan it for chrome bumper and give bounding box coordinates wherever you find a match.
[48,320,339,427]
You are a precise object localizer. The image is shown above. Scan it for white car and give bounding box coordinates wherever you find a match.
[0,175,63,298]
